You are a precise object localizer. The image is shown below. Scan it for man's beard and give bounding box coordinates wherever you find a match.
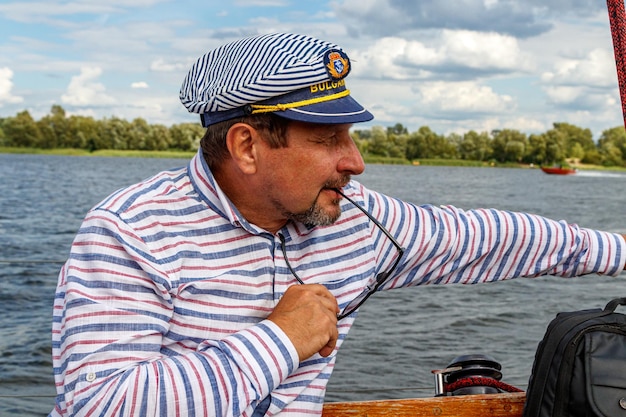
[288,195,342,226]
[279,177,349,227]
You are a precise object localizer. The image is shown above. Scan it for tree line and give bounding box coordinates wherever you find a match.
[0,105,204,152]
[2,105,626,166]
[353,122,626,167]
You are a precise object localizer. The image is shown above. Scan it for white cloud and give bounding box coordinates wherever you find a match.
[350,37,439,80]
[415,81,514,113]
[0,67,24,106]
[351,30,530,81]
[538,46,619,117]
[61,66,116,106]
[150,58,189,72]
[131,81,149,88]
[440,30,531,72]
[541,48,616,88]
[542,85,582,104]
[501,116,547,133]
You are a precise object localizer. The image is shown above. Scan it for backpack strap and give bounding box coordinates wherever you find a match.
[605,297,626,312]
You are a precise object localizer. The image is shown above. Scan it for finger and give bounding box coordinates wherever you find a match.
[303,284,340,311]
[318,326,339,357]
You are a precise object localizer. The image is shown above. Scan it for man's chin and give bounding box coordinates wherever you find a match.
[290,195,342,227]
[303,209,341,227]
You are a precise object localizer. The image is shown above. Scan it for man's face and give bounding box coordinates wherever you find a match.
[258,120,365,227]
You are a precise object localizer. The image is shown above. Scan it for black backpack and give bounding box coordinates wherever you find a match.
[523,297,626,417]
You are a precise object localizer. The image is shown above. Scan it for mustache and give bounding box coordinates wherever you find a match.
[322,175,351,191]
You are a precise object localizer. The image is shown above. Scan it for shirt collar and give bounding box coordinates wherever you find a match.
[187,149,261,234]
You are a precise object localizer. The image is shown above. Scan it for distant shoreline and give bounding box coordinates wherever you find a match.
[0,147,196,159]
[1,146,625,171]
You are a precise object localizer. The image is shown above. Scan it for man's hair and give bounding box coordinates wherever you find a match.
[200,113,291,169]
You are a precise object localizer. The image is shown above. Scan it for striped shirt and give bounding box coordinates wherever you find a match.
[50,150,626,417]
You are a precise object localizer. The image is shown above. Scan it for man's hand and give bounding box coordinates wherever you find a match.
[267,284,340,361]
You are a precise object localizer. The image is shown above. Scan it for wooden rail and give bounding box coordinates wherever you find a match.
[322,392,526,417]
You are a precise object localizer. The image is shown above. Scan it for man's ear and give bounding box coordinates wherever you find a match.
[225,123,259,175]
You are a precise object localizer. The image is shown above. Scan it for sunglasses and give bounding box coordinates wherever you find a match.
[280,188,405,320]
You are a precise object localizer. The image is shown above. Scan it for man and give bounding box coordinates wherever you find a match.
[50,32,626,416]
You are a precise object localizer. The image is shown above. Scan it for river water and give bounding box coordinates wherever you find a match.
[1,153,625,415]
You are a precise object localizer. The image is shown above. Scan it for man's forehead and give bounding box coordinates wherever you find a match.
[289,121,354,133]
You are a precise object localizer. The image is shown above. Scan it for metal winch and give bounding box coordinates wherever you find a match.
[432,354,505,396]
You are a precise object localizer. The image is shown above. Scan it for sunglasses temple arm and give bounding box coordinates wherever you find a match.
[334,188,402,247]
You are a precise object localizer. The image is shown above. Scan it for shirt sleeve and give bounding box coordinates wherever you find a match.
[363,190,626,288]
[51,208,299,417]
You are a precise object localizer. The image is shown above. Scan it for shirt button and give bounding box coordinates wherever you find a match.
[86,372,97,382]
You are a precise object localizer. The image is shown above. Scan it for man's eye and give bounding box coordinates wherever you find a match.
[312,136,334,146]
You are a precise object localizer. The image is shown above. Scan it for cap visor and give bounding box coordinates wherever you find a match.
[273,95,373,124]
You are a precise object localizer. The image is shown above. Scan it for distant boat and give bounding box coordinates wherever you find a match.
[540,166,577,175]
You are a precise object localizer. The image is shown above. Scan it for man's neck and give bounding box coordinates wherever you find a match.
[212,162,287,234]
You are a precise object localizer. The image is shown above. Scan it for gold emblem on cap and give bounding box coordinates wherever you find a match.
[325,50,350,80]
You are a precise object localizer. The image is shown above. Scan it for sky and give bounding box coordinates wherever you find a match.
[0,0,625,139]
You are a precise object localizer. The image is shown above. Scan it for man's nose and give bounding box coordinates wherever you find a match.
[337,136,365,175]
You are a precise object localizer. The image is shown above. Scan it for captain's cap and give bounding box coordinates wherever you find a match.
[179,32,374,127]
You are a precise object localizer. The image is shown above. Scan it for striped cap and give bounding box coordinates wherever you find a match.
[179,32,374,127]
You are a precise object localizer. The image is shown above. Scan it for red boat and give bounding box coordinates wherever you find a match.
[540,166,577,175]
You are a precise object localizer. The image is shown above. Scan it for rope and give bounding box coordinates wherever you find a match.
[607,0,626,128]
[445,377,524,394]
[250,90,351,114]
